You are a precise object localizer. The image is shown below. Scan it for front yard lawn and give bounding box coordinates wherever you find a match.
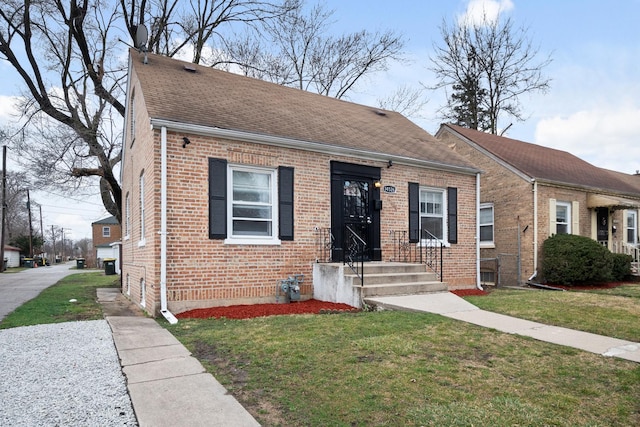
[166,293,640,426]
[465,284,640,342]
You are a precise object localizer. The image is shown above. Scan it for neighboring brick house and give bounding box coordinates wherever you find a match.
[121,50,481,318]
[91,216,122,269]
[436,124,640,285]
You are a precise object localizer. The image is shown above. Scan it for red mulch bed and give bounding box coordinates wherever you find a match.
[177,299,359,320]
[451,288,488,297]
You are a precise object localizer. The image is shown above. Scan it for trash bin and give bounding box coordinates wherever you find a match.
[3,258,7,271]
[24,258,34,268]
[104,258,116,275]
[76,258,85,269]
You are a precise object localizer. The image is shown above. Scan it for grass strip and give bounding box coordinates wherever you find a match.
[0,272,119,329]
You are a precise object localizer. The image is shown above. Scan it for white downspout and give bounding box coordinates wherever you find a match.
[475,172,482,290]
[160,126,178,324]
[530,179,539,281]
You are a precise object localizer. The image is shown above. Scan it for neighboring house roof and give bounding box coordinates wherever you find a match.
[129,49,478,174]
[4,245,21,252]
[92,216,119,226]
[439,124,640,197]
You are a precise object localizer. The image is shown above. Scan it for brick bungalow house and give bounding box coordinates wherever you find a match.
[121,50,481,320]
[436,124,640,285]
[91,216,122,271]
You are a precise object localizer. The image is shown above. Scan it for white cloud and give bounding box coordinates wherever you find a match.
[534,106,640,174]
[0,95,21,124]
[459,0,514,26]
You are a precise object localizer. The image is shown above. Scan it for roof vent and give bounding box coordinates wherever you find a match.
[184,65,197,73]
[373,110,387,117]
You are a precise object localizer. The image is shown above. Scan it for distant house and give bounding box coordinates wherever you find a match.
[91,216,122,271]
[121,49,481,318]
[436,124,640,285]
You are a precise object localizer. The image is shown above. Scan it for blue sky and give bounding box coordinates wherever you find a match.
[323,0,640,175]
[1,0,639,239]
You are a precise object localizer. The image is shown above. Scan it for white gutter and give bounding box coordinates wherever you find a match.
[150,119,480,176]
[160,126,178,324]
[475,172,482,289]
[532,179,539,277]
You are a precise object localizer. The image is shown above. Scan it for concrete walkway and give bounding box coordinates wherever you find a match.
[366,292,640,363]
[98,289,259,427]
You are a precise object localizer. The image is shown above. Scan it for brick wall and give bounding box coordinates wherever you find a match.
[92,223,122,247]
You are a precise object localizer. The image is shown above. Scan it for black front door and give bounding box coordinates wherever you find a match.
[330,162,381,262]
[596,207,609,243]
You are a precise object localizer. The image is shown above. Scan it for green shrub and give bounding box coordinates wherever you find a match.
[541,234,612,285]
[610,253,633,281]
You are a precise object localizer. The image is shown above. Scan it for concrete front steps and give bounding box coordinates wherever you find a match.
[313,262,447,308]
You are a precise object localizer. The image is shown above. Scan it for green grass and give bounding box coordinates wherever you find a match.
[464,284,640,342]
[166,310,640,426]
[0,272,119,329]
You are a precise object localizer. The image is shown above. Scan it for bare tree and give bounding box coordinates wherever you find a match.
[376,85,429,119]
[430,14,552,134]
[220,2,406,99]
[0,0,296,223]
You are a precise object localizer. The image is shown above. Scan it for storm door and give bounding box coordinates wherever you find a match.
[330,162,381,262]
[596,207,609,244]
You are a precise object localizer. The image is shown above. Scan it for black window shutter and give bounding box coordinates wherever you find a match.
[278,167,294,241]
[408,182,420,243]
[447,187,458,244]
[209,158,227,239]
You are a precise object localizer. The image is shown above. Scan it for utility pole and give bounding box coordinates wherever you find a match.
[26,189,33,258]
[51,225,56,264]
[39,205,44,261]
[61,227,64,262]
[0,146,6,272]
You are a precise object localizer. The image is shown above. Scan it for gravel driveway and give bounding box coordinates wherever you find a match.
[0,320,137,426]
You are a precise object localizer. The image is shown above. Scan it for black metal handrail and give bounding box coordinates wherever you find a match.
[344,225,366,286]
[314,227,334,263]
[390,229,444,281]
[420,229,444,281]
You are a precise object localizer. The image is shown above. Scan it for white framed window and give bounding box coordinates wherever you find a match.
[102,226,111,238]
[479,203,494,246]
[626,210,638,245]
[124,192,131,240]
[555,201,571,235]
[420,187,447,243]
[225,165,280,245]
[139,172,146,246]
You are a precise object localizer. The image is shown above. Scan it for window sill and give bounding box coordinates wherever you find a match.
[480,243,495,249]
[138,239,146,248]
[124,235,130,241]
[418,240,451,248]
[224,237,282,246]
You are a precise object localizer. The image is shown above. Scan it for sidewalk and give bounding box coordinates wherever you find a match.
[97,288,259,427]
[366,292,640,363]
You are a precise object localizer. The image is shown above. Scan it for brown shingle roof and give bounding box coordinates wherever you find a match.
[130,49,476,172]
[441,124,640,196]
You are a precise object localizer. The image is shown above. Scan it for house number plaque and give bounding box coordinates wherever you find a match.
[383,185,396,194]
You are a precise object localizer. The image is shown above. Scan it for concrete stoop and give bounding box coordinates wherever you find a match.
[347,262,447,299]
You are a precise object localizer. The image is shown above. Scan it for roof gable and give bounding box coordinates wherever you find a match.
[441,124,640,196]
[92,216,119,225]
[129,49,477,173]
